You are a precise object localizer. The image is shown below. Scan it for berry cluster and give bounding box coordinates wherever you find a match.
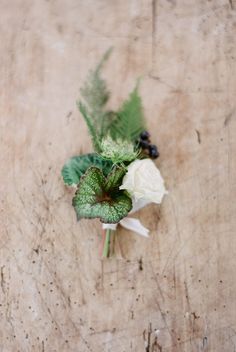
[137,131,159,159]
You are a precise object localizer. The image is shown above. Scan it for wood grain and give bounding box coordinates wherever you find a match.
[1,0,236,351]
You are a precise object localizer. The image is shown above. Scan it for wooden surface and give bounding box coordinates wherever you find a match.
[1,0,236,351]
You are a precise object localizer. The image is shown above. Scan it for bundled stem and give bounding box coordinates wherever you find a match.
[102,229,111,258]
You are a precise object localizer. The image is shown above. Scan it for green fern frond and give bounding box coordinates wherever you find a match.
[109,84,146,142]
[95,47,113,74]
[79,48,113,138]
[78,101,101,152]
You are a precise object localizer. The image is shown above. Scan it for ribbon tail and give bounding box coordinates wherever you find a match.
[119,218,149,238]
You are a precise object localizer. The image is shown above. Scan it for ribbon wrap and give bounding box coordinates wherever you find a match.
[102,217,149,237]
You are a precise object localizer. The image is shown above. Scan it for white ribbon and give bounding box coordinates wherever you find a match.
[102,217,149,237]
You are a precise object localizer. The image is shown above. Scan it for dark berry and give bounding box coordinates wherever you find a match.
[140,131,150,141]
[139,140,150,149]
[149,144,159,159]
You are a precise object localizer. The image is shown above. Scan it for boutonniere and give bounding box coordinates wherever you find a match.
[61,49,168,258]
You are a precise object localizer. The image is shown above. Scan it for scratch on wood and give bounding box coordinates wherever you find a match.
[152,0,157,67]
[203,336,208,349]
[143,323,152,351]
[66,110,73,125]
[1,266,6,294]
[143,323,162,351]
[152,336,162,351]
[150,264,174,342]
[195,129,201,144]
[229,0,234,10]
[224,110,235,126]
[66,111,72,119]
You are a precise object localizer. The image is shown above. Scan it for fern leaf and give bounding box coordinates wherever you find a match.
[78,101,101,152]
[109,84,146,142]
[80,48,112,137]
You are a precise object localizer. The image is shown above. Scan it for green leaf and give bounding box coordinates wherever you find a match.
[72,167,132,223]
[110,84,146,142]
[79,48,114,141]
[77,102,101,152]
[104,166,126,192]
[61,153,113,186]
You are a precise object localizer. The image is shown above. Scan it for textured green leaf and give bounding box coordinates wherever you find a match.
[104,166,126,192]
[61,153,113,186]
[72,167,132,223]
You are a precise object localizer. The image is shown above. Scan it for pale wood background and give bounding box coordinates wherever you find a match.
[1,0,236,351]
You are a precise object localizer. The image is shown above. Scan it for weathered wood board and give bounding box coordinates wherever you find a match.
[1,0,236,351]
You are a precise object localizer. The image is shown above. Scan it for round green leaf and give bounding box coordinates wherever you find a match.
[61,153,113,186]
[72,167,132,223]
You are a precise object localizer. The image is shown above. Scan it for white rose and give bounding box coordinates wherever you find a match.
[119,159,168,205]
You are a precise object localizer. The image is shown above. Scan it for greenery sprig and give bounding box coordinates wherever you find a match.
[62,49,148,224]
[61,49,163,257]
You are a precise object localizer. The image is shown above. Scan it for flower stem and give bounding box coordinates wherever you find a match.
[100,229,106,257]
[111,230,115,256]
[102,229,111,258]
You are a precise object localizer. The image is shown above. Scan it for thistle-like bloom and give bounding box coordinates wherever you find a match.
[100,136,139,164]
